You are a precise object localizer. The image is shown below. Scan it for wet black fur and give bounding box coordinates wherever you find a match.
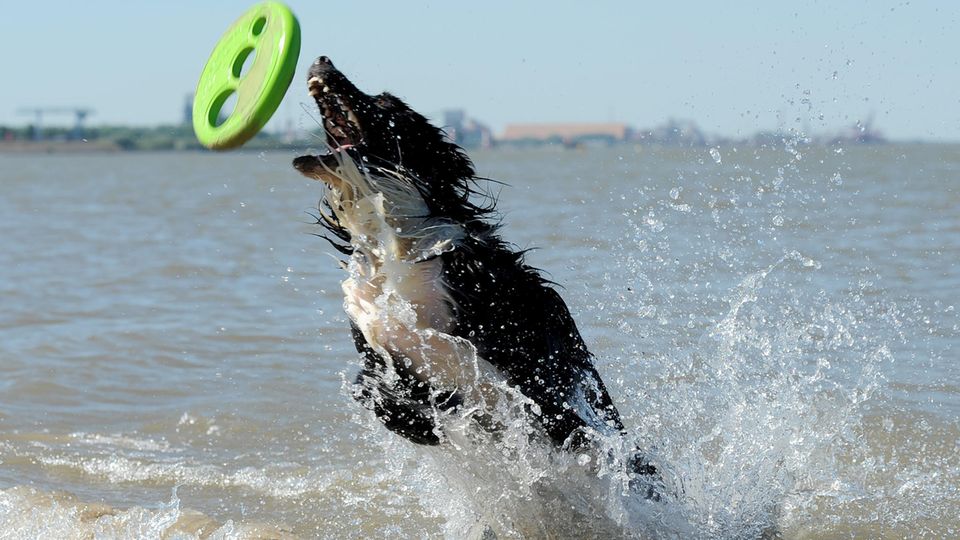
[295,57,653,474]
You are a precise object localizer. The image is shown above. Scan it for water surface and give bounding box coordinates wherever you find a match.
[0,145,957,537]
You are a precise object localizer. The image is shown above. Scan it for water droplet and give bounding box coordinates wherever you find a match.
[669,187,682,200]
[772,215,784,226]
[709,147,722,164]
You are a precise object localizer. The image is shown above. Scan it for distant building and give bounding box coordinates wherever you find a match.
[444,109,466,130]
[442,109,492,149]
[500,123,631,146]
[183,94,194,126]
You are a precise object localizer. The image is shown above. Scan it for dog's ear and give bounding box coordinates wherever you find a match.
[375,92,476,182]
[433,141,475,181]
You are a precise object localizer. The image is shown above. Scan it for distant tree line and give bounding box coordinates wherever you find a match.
[0,124,299,151]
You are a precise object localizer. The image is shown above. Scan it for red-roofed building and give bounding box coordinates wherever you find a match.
[500,123,631,143]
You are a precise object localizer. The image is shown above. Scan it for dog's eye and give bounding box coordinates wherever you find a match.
[375,93,404,109]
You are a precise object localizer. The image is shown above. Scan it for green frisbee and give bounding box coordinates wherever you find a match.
[193,2,300,150]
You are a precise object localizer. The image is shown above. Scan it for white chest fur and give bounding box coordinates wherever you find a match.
[325,159,500,398]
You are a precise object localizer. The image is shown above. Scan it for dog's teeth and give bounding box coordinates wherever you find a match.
[323,86,330,93]
[347,109,360,128]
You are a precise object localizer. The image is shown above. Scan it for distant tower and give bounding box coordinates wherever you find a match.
[443,109,466,128]
[442,109,466,143]
[439,109,491,149]
[183,93,194,126]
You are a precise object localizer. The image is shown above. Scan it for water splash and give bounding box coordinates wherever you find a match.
[341,143,950,538]
[340,245,899,538]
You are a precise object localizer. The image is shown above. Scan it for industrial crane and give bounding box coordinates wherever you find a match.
[16,107,95,140]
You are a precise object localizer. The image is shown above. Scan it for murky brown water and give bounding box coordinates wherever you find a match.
[0,144,957,538]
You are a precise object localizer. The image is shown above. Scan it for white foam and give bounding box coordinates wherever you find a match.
[35,452,350,500]
[0,486,279,540]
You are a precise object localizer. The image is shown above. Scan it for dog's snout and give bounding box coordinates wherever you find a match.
[292,155,318,172]
[309,56,337,80]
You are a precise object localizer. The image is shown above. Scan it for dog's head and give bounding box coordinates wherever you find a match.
[293,57,477,212]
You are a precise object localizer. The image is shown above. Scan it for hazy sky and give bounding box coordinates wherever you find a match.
[3,1,958,140]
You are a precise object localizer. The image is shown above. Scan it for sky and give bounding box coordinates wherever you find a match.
[2,1,958,141]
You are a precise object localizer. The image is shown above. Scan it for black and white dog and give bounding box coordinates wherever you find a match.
[293,56,656,490]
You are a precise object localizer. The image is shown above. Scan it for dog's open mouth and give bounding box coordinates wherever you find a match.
[294,57,366,181]
[308,75,361,152]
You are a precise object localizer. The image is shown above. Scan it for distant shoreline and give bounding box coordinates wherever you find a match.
[0,140,305,154]
[0,140,125,153]
[2,139,951,155]
[4,121,954,154]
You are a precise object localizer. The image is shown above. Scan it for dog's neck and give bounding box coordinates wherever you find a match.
[324,155,464,266]
[322,154,507,404]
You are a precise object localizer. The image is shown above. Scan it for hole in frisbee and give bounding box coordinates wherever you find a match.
[251,16,266,36]
[232,47,256,79]
[209,88,238,127]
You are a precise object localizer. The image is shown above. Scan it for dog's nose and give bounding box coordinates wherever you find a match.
[309,56,336,79]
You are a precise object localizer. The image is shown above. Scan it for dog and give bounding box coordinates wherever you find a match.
[293,56,657,491]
